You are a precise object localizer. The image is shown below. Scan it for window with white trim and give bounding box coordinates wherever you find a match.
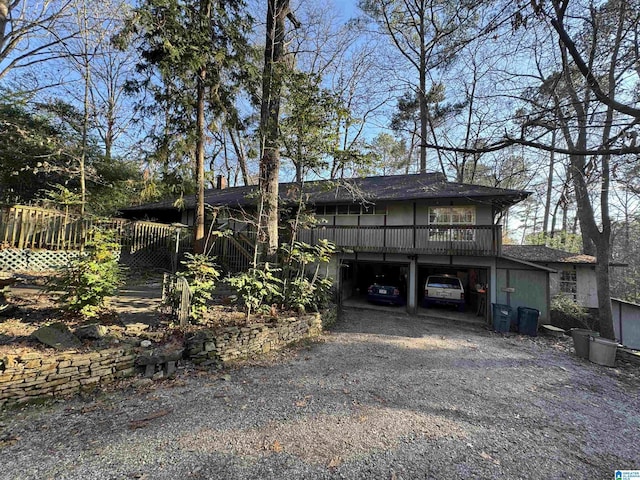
[428,206,476,241]
[559,269,577,301]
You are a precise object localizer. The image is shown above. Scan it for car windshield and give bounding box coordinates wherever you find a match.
[427,277,461,289]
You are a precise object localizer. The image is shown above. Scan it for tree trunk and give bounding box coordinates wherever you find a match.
[259,0,297,260]
[104,98,115,162]
[0,0,11,53]
[418,10,427,174]
[594,240,615,339]
[460,66,478,183]
[543,128,556,238]
[80,71,89,218]
[228,126,251,186]
[194,65,207,254]
[550,199,558,238]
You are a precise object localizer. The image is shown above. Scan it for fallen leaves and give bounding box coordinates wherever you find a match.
[295,395,312,407]
[269,440,283,453]
[0,434,19,449]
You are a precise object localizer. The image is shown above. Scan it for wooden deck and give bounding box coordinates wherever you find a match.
[297,224,502,256]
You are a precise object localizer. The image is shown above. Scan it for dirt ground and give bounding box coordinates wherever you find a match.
[1,307,639,479]
[0,276,251,355]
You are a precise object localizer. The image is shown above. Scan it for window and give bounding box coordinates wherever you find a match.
[315,204,386,216]
[428,206,476,241]
[337,205,350,215]
[361,204,375,215]
[559,269,577,301]
[427,276,462,289]
[361,204,386,215]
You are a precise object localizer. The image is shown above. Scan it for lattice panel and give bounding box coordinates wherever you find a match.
[0,249,83,273]
[0,247,169,273]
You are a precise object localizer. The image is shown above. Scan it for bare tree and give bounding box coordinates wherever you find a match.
[0,0,77,81]
[515,0,640,339]
[359,0,493,173]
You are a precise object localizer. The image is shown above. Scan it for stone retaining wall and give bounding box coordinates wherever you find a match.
[0,307,338,408]
[0,348,136,408]
[186,308,336,364]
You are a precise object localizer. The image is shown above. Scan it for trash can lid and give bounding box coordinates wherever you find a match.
[590,337,619,346]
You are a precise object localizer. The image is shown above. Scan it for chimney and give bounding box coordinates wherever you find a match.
[216,175,227,189]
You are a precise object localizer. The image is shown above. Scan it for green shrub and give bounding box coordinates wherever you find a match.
[280,240,336,313]
[177,253,221,321]
[226,264,283,318]
[284,277,315,313]
[47,228,124,318]
[226,240,336,318]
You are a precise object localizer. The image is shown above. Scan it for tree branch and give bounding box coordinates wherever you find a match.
[422,136,640,156]
[548,16,640,119]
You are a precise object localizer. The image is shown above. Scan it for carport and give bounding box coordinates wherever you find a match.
[339,259,410,306]
[339,258,490,324]
[416,264,490,321]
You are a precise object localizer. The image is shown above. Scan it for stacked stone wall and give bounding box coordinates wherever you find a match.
[186,308,336,364]
[1,307,337,408]
[0,348,136,408]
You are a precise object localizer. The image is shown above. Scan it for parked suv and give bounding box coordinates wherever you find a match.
[424,275,465,311]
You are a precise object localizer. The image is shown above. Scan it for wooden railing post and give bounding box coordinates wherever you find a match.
[412,224,416,249]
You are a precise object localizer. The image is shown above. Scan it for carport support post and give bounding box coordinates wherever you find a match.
[408,257,417,313]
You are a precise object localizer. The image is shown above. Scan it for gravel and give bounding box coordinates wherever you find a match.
[2,307,639,479]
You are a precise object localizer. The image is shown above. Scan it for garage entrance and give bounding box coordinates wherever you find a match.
[340,260,409,306]
[417,264,489,319]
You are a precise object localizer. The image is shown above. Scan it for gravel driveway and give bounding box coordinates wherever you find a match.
[2,308,639,479]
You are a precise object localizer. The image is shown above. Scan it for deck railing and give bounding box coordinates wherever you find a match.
[0,205,189,252]
[297,224,502,256]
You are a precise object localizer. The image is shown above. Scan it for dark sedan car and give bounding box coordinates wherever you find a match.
[367,279,405,306]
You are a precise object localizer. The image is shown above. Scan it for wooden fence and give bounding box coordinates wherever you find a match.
[0,205,194,272]
[0,205,189,252]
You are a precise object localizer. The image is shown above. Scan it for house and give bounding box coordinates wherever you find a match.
[121,172,554,322]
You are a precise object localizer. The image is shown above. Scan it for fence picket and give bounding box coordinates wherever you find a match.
[0,205,182,255]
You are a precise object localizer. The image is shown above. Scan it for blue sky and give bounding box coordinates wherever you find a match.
[335,0,358,21]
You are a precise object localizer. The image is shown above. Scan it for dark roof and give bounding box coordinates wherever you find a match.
[121,172,530,213]
[502,245,597,264]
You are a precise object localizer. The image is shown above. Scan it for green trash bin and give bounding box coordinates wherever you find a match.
[517,307,540,336]
[492,303,512,333]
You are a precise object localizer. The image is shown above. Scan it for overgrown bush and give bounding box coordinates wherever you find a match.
[177,253,221,321]
[550,293,597,330]
[280,240,336,313]
[226,264,283,318]
[47,228,124,318]
[225,240,336,319]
